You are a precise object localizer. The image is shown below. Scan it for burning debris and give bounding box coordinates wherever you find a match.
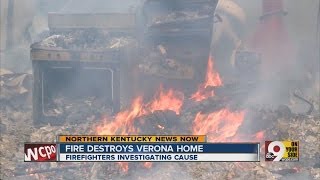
[2,52,317,179]
[96,86,184,136]
[91,55,319,178]
[1,53,319,179]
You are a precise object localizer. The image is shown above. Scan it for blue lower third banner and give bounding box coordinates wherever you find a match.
[58,143,260,162]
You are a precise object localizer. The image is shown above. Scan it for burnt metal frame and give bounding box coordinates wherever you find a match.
[32,60,120,125]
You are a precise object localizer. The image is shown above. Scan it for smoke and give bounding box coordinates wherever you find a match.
[59,0,141,13]
[213,0,320,109]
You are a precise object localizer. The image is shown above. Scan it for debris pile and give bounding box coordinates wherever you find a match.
[139,45,194,79]
[141,1,217,80]
[147,0,216,26]
[0,69,33,178]
[135,110,186,135]
[31,29,137,50]
[0,69,32,104]
[151,9,212,25]
[44,96,112,124]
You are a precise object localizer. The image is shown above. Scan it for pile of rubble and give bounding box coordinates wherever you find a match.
[139,45,195,79]
[0,66,116,178]
[0,69,32,104]
[0,70,33,178]
[147,0,215,26]
[44,95,112,124]
[31,29,137,51]
[151,10,211,25]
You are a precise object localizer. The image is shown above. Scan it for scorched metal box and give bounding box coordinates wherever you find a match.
[31,13,138,125]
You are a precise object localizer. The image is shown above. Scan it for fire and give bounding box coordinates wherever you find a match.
[147,86,184,115]
[96,97,145,172]
[96,86,184,172]
[204,56,223,88]
[191,56,223,101]
[97,97,145,136]
[97,87,184,136]
[193,108,245,142]
[95,52,265,173]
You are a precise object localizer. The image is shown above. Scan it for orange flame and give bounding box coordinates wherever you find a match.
[97,87,184,136]
[97,97,145,136]
[193,108,245,142]
[96,86,184,172]
[204,56,223,88]
[191,56,223,101]
[148,86,184,115]
[96,97,146,172]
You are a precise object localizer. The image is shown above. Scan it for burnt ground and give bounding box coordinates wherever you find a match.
[0,71,319,180]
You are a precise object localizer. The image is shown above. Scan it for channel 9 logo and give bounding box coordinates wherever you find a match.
[265,141,299,162]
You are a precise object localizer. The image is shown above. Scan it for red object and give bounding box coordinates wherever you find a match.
[273,145,280,152]
[251,0,294,79]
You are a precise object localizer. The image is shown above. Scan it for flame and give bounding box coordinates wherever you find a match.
[143,162,153,169]
[97,87,184,136]
[148,86,184,115]
[191,56,223,101]
[97,97,145,136]
[193,108,245,142]
[97,87,184,135]
[96,86,184,172]
[96,97,146,173]
[204,56,223,88]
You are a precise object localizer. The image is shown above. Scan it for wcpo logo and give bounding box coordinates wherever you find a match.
[265,141,299,162]
[24,143,57,162]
